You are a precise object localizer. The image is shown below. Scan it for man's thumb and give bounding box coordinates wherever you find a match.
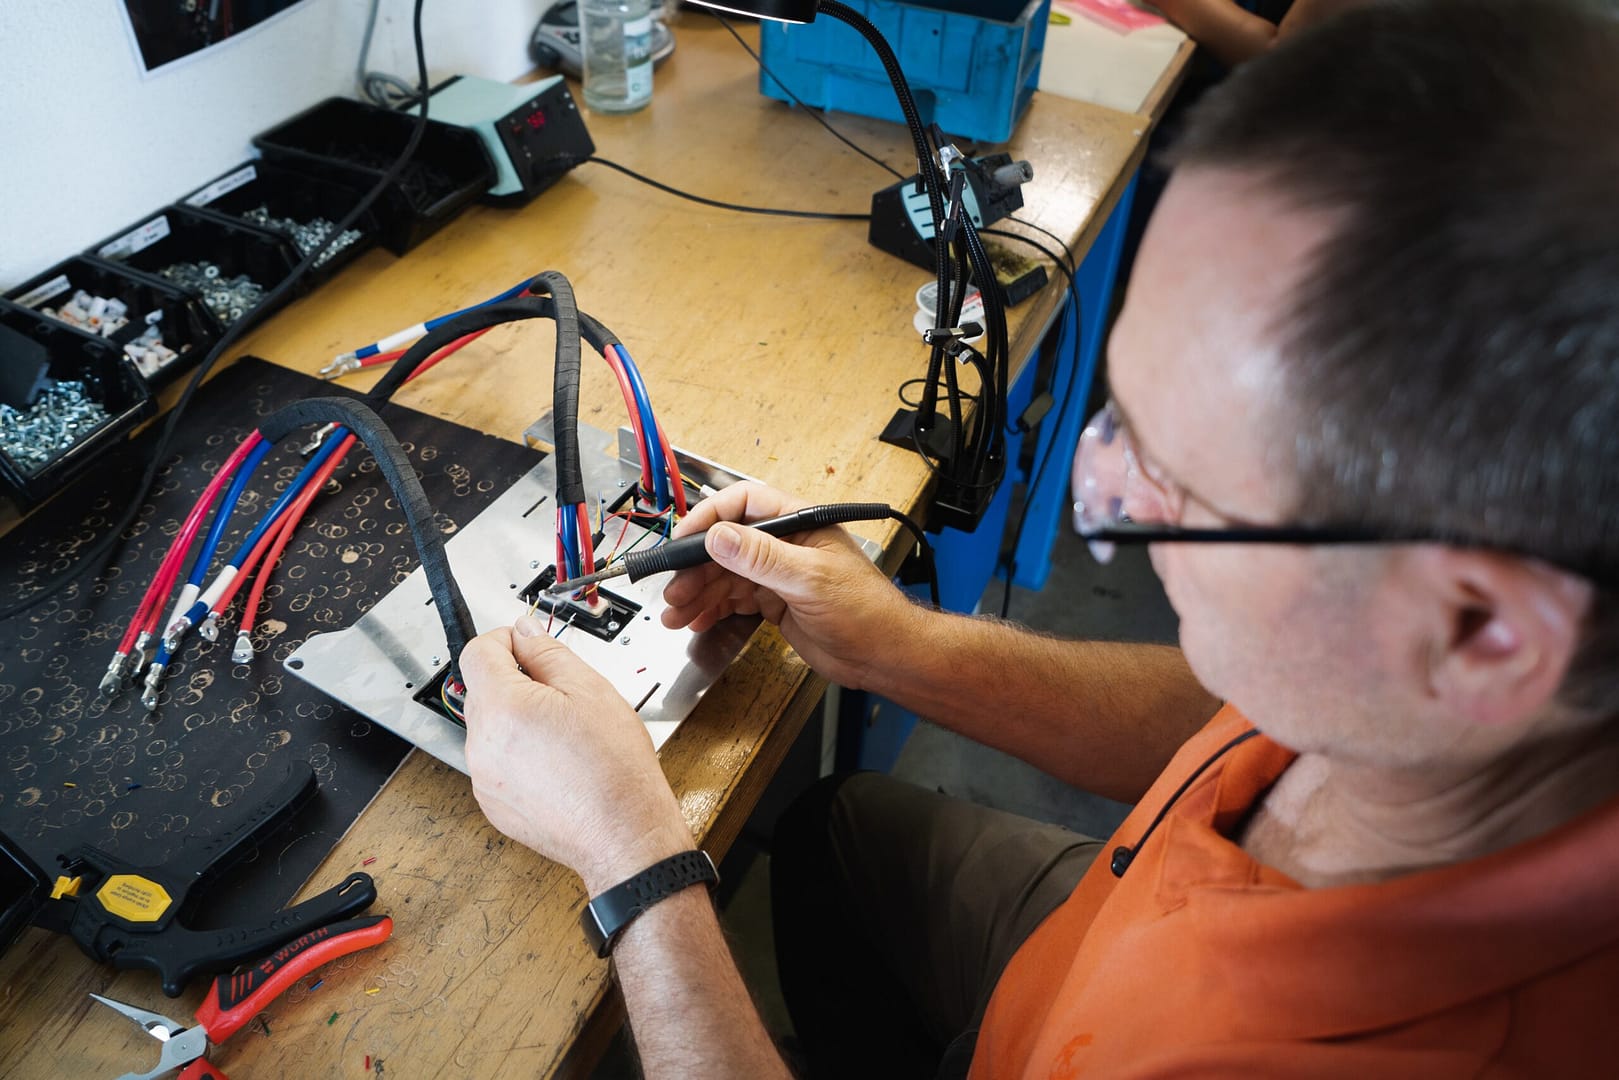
[706,523,815,598]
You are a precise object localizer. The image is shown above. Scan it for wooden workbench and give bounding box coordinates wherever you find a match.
[0,19,1179,1078]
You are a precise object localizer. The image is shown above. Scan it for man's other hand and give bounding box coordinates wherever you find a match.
[459,619,692,894]
[660,482,922,689]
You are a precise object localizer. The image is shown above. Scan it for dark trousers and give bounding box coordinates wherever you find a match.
[772,772,1104,1080]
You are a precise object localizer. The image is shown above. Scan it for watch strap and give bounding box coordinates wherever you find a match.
[581,849,719,958]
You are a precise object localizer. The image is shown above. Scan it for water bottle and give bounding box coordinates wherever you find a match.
[580,0,655,114]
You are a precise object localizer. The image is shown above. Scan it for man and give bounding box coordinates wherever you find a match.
[458,1,1619,1075]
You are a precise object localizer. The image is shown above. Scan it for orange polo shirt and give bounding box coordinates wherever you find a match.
[971,706,1619,1078]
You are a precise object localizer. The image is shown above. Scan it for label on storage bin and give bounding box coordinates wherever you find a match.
[14,274,71,309]
[186,164,257,207]
[99,216,170,259]
[625,15,653,99]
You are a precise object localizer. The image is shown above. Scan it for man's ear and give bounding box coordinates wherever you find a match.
[1416,550,1593,727]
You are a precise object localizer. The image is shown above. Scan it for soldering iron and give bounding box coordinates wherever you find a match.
[548,502,937,604]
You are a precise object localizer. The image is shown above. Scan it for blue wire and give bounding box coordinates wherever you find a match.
[186,441,272,588]
[558,506,580,580]
[222,430,348,568]
[353,277,538,359]
[614,345,670,509]
[609,344,661,502]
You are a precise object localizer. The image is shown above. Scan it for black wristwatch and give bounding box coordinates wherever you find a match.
[581,850,719,958]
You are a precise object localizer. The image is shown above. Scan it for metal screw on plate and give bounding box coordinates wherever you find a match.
[530,559,540,569]
[430,656,440,667]
[607,622,619,632]
[617,479,626,488]
[620,637,631,646]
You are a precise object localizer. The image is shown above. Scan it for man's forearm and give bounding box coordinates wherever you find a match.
[611,886,790,1080]
[864,610,1220,803]
[1154,0,1279,66]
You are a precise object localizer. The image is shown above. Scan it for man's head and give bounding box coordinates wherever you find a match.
[1102,0,1619,773]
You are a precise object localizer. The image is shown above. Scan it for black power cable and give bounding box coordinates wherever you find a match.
[710,14,905,181]
[980,226,1085,619]
[585,157,870,221]
[0,0,436,623]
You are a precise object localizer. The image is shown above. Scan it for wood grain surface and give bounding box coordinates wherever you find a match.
[0,18,1171,1078]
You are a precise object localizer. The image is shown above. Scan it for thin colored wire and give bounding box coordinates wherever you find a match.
[240,435,357,638]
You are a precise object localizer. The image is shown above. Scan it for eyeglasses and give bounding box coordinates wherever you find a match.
[1071,399,1434,565]
[1069,399,1614,586]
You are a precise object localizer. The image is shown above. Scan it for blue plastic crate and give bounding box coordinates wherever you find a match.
[757,0,1051,145]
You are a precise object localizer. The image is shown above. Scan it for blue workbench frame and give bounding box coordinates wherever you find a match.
[842,174,1139,771]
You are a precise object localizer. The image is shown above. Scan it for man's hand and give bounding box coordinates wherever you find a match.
[660,482,922,689]
[459,619,692,895]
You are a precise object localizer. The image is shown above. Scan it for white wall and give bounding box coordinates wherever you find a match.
[0,0,550,288]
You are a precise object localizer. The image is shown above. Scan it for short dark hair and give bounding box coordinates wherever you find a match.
[1169,0,1619,711]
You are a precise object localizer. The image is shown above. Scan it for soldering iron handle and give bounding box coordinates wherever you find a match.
[619,503,894,583]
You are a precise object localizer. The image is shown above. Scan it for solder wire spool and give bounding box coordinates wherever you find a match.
[914,279,984,344]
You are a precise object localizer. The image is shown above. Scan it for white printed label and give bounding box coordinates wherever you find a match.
[626,60,653,100]
[99,215,171,259]
[14,274,71,309]
[185,164,257,207]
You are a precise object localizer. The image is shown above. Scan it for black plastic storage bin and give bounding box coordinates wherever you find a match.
[252,97,497,254]
[4,255,223,390]
[0,301,155,508]
[90,205,301,331]
[181,159,382,285]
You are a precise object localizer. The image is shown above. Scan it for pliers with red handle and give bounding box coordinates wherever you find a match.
[90,913,393,1080]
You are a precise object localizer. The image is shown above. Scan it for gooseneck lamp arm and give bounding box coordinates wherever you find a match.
[686,0,1012,521]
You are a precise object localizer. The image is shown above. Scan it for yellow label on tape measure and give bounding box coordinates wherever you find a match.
[96,875,173,923]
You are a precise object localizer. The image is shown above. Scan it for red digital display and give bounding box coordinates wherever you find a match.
[525,108,547,131]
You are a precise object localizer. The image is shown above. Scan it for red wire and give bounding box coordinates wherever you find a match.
[652,416,688,516]
[601,345,655,496]
[119,432,263,653]
[239,435,356,637]
[405,327,492,381]
[355,327,494,375]
[208,505,287,627]
[575,502,598,602]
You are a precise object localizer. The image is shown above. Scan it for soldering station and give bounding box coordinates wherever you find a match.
[0,0,1101,1073]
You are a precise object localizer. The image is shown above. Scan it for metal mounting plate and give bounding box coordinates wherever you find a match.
[286,419,759,773]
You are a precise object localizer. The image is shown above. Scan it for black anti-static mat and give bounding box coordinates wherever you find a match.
[0,357,540,927]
